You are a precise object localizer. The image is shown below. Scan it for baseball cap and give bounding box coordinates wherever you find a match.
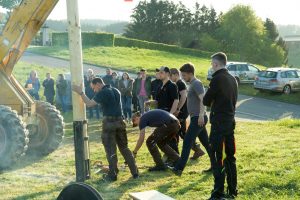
[159,66,170,73]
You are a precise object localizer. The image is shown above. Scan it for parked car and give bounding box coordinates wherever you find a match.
[253,68,300,94]
[207,62,261,84]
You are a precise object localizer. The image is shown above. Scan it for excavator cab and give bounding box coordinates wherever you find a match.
[0,0,64,169]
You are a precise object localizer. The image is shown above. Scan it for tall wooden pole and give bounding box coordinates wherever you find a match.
[66,0,90,182]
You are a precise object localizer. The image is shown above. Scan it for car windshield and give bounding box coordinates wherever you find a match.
[259,71,277,78]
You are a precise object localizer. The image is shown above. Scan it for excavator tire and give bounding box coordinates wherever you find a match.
[0,105,29,169]
[27,101,64,155]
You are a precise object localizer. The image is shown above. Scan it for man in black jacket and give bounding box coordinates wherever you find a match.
[203,52,238,200]
[151,68,162,100]
[42,73,55,105]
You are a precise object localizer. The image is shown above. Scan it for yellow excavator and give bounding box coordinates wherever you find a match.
[0,0,64,169]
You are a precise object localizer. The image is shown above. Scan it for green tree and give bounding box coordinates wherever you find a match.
[125,0,220,47]
[0,0,21,10]
[276,36,289,65]
[263,18,288,66]
[125,0,180,44]
[217,5,265,61]
[264,18,279,41]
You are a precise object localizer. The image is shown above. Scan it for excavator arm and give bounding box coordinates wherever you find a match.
[0,0,59,76]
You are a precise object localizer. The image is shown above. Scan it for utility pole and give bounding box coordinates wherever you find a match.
[66,0,90,182]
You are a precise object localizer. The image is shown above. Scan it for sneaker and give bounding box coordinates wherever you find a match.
[168,166,182,177]
[102,173,117,182]
[190,149,205,160]
[148,165,167,172]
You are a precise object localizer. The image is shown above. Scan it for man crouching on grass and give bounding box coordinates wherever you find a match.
[132,109,181,171]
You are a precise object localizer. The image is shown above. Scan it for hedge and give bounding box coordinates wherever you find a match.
[52,32,240,60]
[52,32,114,47]
[114,36,213,57]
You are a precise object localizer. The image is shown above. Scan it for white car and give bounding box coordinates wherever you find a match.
[207,62,261,84]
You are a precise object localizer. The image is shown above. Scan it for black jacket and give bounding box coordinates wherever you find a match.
[151,79,162,100]
[203,68,238,123]
[43,78,55,97]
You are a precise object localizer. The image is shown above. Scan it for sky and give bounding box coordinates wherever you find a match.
[45,0,300,25]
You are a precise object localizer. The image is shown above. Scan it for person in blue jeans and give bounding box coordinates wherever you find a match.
[170,63,212,176]
[25,70,40,100]
[119,72,133,123]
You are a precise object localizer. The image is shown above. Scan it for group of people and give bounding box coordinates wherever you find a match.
[25,70,68,113]
[72,52,238,200]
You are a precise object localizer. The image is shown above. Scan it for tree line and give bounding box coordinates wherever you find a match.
[125,0,288,67]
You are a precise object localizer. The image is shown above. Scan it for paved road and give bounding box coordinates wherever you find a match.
[20,52,300,121]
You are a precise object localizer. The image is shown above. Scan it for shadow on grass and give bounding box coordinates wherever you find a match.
[88,170,173,199]
[168,172,212,196]
[0,151,48,174]
[13,187,59,200]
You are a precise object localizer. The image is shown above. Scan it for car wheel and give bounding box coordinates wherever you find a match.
[283,85,291,95]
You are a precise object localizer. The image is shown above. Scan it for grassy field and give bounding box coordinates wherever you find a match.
[1,62,299,199]
[28,46,300,105]
[28,46,211,84]
[0,112,299,200]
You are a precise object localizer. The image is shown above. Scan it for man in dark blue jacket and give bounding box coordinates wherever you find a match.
[43,73,55,105]
[72,78,139,182]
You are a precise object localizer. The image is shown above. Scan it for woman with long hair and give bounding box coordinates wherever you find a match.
[25,70,41,100]
[119,72,133,123]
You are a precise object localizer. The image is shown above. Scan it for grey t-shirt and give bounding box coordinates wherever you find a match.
[187,78,205,117]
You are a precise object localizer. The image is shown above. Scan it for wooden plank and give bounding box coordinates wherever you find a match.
[129,190,175,200]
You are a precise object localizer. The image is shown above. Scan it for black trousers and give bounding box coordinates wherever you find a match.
[102,119,138,178]
[210,120,237,197]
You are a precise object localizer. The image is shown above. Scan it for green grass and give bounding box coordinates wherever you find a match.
[28,46,211,84]
[1,62,300,199]
[28,46,300,105]
[0,114,299,200]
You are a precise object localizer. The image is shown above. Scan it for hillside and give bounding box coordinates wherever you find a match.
[28,46,211,83]
[27,45,300,105]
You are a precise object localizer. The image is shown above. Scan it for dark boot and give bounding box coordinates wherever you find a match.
[190,144,205,160]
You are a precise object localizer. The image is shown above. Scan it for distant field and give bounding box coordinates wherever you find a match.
[28,46,300,105]
[28,46,212,84]
[0,113,299,199]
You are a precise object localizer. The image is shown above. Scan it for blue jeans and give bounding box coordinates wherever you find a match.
[58,94,67,113]
[175,115,211,170]
[137,95,149,114]
[88,105,100,119]
[29,91,40,100]
[122,96,132,119]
